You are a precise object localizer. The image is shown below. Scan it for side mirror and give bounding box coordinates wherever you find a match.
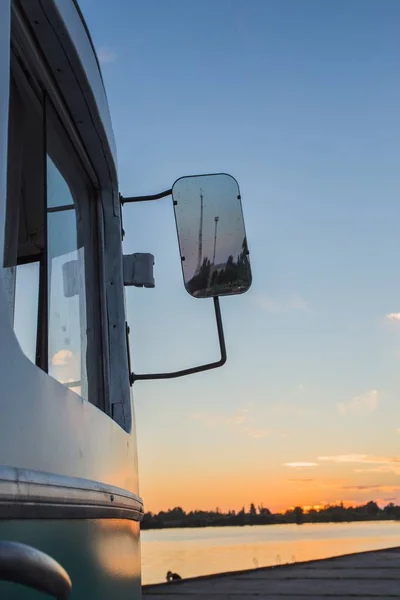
[120,172,252,383]
[172,174,252,299]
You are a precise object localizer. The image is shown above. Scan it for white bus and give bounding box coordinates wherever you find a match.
[0,1,251,598]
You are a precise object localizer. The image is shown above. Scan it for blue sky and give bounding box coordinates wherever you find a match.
[79,0,400,512]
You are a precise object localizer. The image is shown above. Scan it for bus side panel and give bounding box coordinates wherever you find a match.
[0,519,141,599]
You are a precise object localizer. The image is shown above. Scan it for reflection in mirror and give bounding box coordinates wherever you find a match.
[172,174,252,298]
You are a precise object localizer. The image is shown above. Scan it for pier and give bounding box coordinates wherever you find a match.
[143,547,400,598]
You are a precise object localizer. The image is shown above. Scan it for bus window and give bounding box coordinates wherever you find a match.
[4,57,103,409]
[13,262,40,364]
[46,100,101,406]
[47,157,88,399]
[4,72,45,366]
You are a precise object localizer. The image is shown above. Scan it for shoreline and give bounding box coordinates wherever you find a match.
[142,546,400,598]
[141,516,399,531]
[142,545,400,590]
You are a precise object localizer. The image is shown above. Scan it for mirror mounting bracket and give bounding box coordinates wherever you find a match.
[120,190,172,205]
[130,297,226,384]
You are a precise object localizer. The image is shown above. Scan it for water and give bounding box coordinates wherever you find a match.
[141,521,400,585]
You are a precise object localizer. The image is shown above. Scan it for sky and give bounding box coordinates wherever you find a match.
[77,0,400,513]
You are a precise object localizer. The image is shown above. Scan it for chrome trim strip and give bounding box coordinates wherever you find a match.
[0,504,143,520]
[0,467,143,520]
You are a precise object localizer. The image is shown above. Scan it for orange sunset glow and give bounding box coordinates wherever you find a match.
[135,386,400,514]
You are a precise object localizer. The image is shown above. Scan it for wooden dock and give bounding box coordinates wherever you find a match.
[142,547,400,598]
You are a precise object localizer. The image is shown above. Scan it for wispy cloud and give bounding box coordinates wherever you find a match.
[387,312,400,322]
[231,410,250,425]
[337,389,378,415]
[319,454,400,465]
[284,462,318,468]
[252,293,309,314]
[288,478,315,483]
[97,47,117,64]
[192,408,271,439]
[245,426,272,439]
[266,402,319,419]
[343,484,386,491]
[192,408,249,428]
[342,484,400,494]
[191,412,222,428]
[354,465,400,475]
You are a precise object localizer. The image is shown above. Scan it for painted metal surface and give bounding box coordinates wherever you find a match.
[19,0,117,205]
[52,0,118,167]
[12,0,134,430]
[0,519,141,599]
[0,0,137,483]
[0,2,143,598]
[0,278,139,491]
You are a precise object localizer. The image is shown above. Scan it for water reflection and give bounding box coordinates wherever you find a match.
[141,522,400,584]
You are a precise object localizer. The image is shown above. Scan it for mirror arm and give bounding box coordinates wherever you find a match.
[131,297,226,383]
[120,189,172,205]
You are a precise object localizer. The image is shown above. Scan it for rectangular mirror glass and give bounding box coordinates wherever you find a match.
[172,174,252,298]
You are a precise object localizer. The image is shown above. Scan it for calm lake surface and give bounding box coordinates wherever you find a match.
[141,521,400,585]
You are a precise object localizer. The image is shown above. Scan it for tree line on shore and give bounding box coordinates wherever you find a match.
[141,501,400,530]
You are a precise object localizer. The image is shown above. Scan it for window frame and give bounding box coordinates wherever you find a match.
[5,19,107,413]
